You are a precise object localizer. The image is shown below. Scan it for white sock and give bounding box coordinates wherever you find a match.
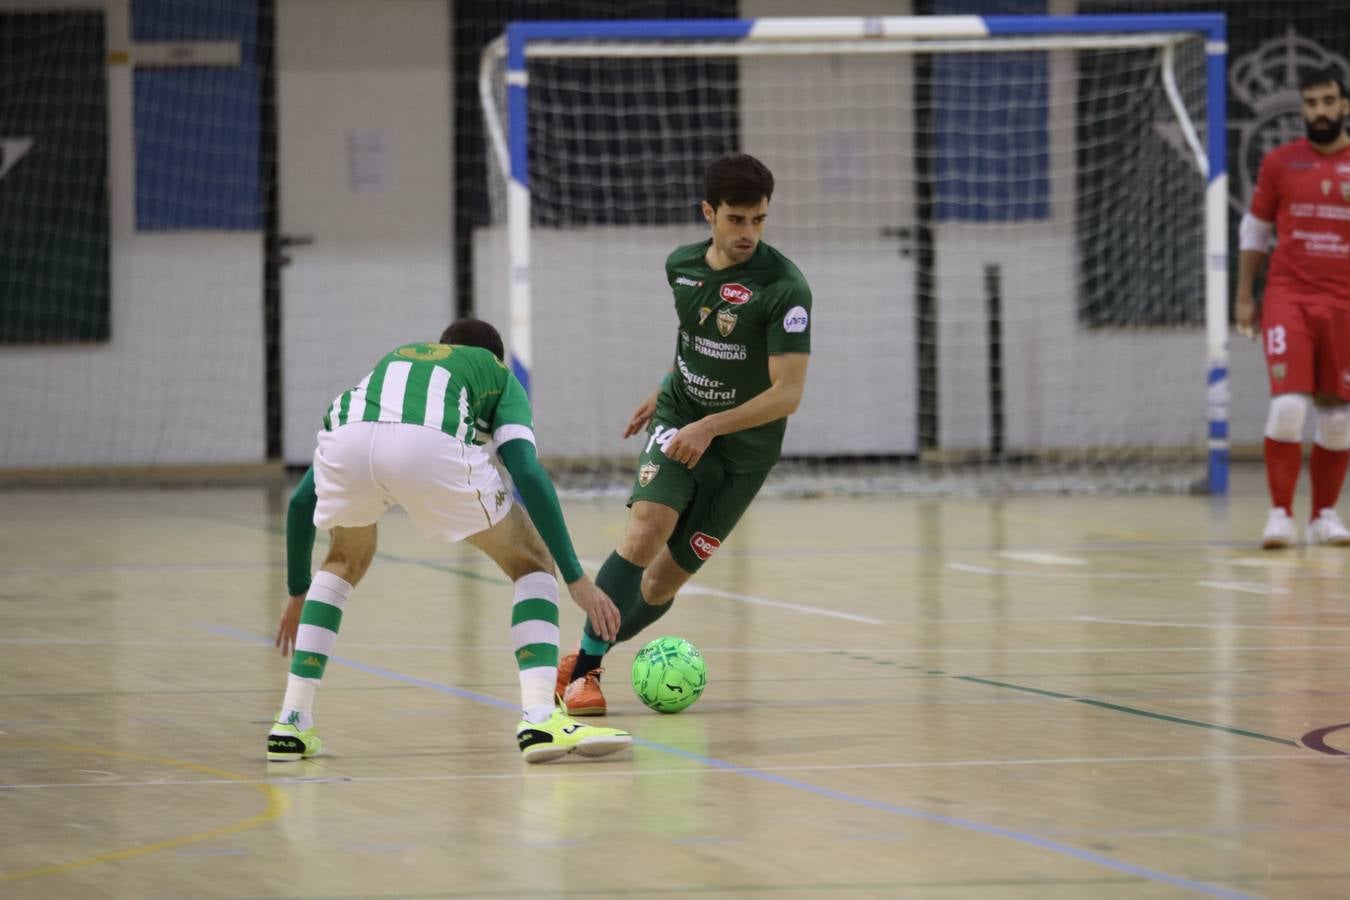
[520,667,557,723]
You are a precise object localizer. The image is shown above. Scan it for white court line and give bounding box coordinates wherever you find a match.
[1196,580,1290,596]
[948,562,1340,583]
[1077,616,1350,631]
[996,551,1088,566]
[579,557,884,624]
[0,752,1321,790]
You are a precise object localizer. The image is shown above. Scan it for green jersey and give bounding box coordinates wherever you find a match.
[661,239,812,471]
[322,343,532,445]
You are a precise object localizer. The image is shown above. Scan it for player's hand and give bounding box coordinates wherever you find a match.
[566,576,620,642]
[275,594,305,656]
[1235,290,1258,340]
[666,419,716,467]
[623,391,659,438]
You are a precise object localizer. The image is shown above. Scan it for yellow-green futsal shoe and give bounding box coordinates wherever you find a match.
[516,706,631,763]
[267,720,324,762]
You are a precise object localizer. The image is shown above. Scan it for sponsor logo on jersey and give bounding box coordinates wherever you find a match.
[675,275,704,288]
[692,335,748,361]
[720,283,752,305]
[783,306,809,333]
[638,462,660,487]
[690,532,721,561]
[716,309,737,337]
[397,343,453,361]
[1337,163,1350,179]
[1272,363,1287,382]
[698,306,711,326]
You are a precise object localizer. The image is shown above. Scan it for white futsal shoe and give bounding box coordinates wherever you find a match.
[1307,508,1350,546]
[1261,508,1297,549]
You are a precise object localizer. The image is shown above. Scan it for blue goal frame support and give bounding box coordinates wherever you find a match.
[501,13,1229,493]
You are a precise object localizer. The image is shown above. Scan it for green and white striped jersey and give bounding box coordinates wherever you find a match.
[322,343,533,445]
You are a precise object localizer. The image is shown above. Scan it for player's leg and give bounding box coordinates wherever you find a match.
[269,424,387,761]
[1306,304,1350,544]
[618,467,772,643]
[560,426,697,701]
[1260,301,1314,548]
[467,507,631,762]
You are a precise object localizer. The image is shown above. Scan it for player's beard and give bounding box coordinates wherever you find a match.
[1306,115,1346,145]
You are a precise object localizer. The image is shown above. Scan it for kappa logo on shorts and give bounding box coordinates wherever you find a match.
[690,532,721,561]
[720,283,752,305]
[638,462,660,487]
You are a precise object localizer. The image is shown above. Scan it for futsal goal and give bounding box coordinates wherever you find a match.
[477,14,1228,495]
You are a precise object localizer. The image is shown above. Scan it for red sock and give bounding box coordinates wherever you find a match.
[1264,438,1302,516]
[1309,444,1350,519]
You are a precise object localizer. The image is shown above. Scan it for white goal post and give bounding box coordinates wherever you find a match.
[480,14,1229,493]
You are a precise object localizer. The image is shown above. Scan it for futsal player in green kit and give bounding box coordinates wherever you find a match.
[558,153,813,714]
[271,319,630,762]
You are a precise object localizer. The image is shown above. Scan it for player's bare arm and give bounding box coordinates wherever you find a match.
[1235,246,1268,340]
[665,353,809,466]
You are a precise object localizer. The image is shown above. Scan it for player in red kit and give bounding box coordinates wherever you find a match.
[1237,67,1350,548]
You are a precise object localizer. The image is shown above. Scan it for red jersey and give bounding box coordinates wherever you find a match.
[1249,138,1350,303]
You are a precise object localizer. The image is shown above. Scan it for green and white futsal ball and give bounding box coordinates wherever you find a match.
[631,636,707,713]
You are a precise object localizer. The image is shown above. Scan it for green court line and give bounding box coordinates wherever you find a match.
[952,674,1298,746]
[827,651,1300,747]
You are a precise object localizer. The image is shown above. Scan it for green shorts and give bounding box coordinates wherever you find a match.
[628,420,771,573]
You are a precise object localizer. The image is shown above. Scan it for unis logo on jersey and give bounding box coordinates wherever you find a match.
[716,309,737,337]
[720,283,752,305]
[783,306,809,334]
[690,532,721,561]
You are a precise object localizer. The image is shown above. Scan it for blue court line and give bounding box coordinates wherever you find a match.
[209,623,1253,899]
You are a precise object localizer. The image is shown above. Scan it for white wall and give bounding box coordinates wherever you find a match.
[0,0,265,468]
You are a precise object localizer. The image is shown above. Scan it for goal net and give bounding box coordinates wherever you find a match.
[477,15,1228,496]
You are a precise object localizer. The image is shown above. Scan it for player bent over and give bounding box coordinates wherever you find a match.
[271,319,630,762]
[1237,67,1350,548]
[557,153,813,714]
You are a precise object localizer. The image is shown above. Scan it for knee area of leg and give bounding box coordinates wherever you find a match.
[1316,406,1350,451]
[1265,394,1310,443]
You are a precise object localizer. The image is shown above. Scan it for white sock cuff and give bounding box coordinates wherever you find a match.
[1265,393,1310,443]
[1315,406,1350,451]
[514,571,559,604]
[308,570,354,608]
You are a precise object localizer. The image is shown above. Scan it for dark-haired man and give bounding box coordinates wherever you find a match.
[1237,67,1350,548]
[271,318,630,762]
[558,153,814,714]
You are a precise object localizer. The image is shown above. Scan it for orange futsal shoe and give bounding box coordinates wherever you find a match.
[555,651,578,699]
[562,668,608,717]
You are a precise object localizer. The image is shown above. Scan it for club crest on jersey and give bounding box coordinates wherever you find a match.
[1342,182,1350,203]
[720,283,752,305]
[698,306,712,326]
[716,309,737,337]
[1324,179,1333,196]
[690,531,721,561]
[638,462,660,487]
[1272,363,1287,382]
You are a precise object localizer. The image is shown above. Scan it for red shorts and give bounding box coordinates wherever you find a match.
[1261,293,1350,399]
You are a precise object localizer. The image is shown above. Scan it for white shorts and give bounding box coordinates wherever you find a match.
[312,421,512,542]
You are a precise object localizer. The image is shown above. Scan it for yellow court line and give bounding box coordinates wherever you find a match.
[0,742,290,883]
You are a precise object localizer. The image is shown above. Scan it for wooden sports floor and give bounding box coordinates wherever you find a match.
[3,464,1350,899]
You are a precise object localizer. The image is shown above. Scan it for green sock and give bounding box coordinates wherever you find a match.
[617,596,673,643]
[585,550,645,650]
